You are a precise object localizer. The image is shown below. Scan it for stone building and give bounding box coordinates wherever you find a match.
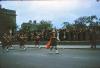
[0,5,16,35]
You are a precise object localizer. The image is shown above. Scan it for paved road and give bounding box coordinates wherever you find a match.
[0,46,100,68]
[25,45,100,48]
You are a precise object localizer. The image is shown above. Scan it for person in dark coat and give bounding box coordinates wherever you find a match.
[89,28,96,48]
[34,35,41,48]
[18,33,27,50]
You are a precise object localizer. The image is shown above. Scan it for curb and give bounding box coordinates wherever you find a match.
[0,45,100,49]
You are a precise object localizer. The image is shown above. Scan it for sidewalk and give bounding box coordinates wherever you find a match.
[0,45,100,49]
[25,45,100,49]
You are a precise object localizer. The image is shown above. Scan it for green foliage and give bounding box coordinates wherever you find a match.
[63,22,75,29]
[74,16,87,29]
[38,20,53,30]
[20,15,100,32]
[20,20,53,32]
[62,15,100,31]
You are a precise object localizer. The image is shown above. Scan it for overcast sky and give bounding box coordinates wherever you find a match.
[0,0,100,28]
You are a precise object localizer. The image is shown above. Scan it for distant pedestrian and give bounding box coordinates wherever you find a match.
[34,35,41,48]
[89,28,96,48]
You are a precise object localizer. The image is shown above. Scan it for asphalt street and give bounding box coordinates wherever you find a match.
[0,46,100,68]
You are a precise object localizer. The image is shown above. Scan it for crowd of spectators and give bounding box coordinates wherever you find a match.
[19,28,95,41]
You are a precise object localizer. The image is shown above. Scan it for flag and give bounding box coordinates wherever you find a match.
[45,39,51,49]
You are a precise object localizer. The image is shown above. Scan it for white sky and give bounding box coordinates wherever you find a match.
[0,0,100,28]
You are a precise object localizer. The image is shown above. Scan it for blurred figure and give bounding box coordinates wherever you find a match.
[49,29,59,54]
[1,33,12,52]
[89,28,96,48]
[34,35,41,48]
[18,33,28,50]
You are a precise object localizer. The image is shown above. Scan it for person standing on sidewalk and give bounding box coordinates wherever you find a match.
[89,28,97,48]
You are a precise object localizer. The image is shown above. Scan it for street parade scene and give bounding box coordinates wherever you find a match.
[0,0,100,68]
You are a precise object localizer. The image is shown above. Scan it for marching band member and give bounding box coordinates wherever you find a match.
[1,33,12,52]
[49,29,59,54]
[34,34,41,48]
[18,33,28,50]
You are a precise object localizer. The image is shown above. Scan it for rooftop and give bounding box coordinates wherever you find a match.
[0,5,16,16]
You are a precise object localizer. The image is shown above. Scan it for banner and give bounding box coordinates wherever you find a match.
[45,39,51,49]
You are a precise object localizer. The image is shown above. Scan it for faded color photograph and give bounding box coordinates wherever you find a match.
[0,0,100,68]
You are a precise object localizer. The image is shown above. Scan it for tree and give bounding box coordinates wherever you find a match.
[20,20,53,32]
[97,0,100,2]
[85,15,98,29]
[63,22,69,29]
[74,16,87,30]
[63,22,75,30]
[74,15,99,30]
[37,20,53,30]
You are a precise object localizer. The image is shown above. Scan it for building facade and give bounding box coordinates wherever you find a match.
[0,5,16,35]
